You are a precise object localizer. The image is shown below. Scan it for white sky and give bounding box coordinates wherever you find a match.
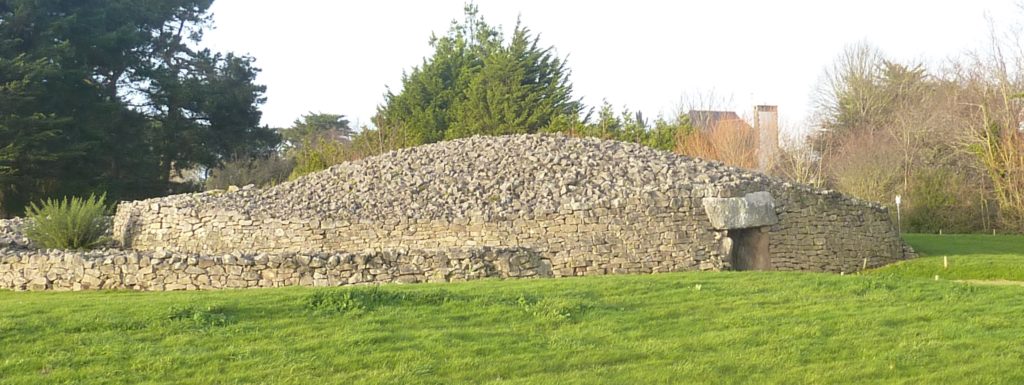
[202,0,1020,136]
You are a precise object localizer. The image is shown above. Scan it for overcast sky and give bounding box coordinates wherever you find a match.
[202,0,1020,136]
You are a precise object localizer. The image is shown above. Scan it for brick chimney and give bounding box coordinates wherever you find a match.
[754,105,778,172]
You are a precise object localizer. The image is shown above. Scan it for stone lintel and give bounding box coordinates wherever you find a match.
[702,191,778,230]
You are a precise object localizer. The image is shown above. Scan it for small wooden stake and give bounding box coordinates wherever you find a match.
[862,258,868,271]
[943,256,948,269]
[934,275,939,281]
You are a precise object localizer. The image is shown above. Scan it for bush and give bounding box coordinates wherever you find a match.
[289,138,364,180]
[205,155,295,191]
[904,168,988,233]
[24,194,109,250]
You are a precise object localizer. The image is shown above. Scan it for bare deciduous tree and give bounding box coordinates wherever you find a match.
[951,27,1024,230]
[676,118,758,169]
[771,135,826,188]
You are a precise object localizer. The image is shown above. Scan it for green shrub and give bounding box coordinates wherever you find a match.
[304,287,460,315]
[304,288,381,315]
[515,293,592,323]
[24,194,109,250]
[289,138,363,180]
[166,304,230,328]
[205,155,295,191]
[904,168,988,233]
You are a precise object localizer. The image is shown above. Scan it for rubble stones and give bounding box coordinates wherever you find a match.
[0,246,545,291]
[0,134,914,291]
[0,218,31,249]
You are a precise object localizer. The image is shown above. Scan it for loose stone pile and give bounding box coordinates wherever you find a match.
[228,135,775,221]
[114,135,784,224]
[2,134,913,291]
[0,218,31,249]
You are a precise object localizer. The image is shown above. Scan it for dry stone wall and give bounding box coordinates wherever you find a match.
[114,191,724,276]
[767,183,907,272]
[113,135,912,275]
[0,245,547,291]
[3,134,914,291]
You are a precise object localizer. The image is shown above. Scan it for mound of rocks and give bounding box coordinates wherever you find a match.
[156,134,780,222]
[0,218,31,249]
[0,134,916,291]
[110,133,911,282]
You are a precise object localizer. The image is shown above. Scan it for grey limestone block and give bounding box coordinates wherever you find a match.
[701,191,779,230]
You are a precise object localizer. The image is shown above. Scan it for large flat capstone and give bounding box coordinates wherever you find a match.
[702,191,778,230]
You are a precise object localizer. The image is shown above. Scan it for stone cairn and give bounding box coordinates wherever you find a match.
[1,134,914,291]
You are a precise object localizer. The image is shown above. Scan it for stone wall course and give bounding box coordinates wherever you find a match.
[0,246,548,291]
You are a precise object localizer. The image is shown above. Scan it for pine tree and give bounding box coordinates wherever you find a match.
[373,5,581,147]
[0,0,278,215]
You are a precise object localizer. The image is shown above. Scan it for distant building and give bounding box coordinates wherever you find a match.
[689,110,748,133]
[688,105,779,172]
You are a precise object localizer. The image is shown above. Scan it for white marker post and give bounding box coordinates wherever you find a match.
[895,194,902,235]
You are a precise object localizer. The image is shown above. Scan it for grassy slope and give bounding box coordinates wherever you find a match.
[870,234,1024,281]
[1,235,1023,384]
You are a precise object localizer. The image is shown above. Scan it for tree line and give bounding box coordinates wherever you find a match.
[208,5,689,189]
[1,0,277,216]
[3,2,1022,233]
[803,40,1024,233]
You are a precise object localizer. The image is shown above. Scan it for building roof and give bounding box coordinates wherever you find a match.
[688,110,752,133]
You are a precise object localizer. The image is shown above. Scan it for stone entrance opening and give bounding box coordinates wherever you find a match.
[702,191,778,271]
[728,228,770,271]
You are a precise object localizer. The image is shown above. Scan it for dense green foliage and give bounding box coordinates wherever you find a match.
[277,112,362,180]
[286,138,360,180]
[204,112,353,187]
[280,113,353,150]
[24,194,109,250]
[372,5,582,148]
[308,6,689,174]
[1,235,1022,384]
[547,102,686,152]
[870,234,1024,281]
[902,169,987,233]
[368,5,691,154]
[0,0,278,216]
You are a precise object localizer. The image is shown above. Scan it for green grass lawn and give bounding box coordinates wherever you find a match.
[870,234,1024,281]
[1,235,1023,384]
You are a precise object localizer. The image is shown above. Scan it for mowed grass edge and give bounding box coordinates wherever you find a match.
[0,234,1022,384]
[870,234,1024,281]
